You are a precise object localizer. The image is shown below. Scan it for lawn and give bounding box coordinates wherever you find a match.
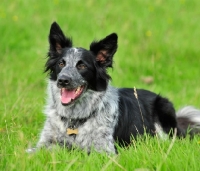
[1,0,200,170]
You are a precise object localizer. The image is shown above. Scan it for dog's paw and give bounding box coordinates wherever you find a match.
[26,147,37,153]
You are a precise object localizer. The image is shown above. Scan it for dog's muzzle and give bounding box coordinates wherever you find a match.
[57,75,87,105]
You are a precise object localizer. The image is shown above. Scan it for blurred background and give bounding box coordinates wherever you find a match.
[0,0,200,171]
[1,0,200,155]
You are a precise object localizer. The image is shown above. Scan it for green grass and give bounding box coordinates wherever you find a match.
[1,0,200,170]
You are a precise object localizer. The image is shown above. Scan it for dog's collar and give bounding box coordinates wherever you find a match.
[61,117,87,135]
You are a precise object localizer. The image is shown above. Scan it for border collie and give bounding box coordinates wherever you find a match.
[28,22,200,154]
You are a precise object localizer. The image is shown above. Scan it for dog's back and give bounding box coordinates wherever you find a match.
[114,88,178,145]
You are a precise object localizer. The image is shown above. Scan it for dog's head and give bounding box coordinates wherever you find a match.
[45,22,118,106]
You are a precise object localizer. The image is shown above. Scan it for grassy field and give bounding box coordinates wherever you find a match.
[1,0,200,170]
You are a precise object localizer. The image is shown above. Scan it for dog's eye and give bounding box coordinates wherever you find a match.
[77,63,87,70]
[58,61,65,68]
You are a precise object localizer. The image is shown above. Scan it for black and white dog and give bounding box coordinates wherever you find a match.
[30,22,200,154]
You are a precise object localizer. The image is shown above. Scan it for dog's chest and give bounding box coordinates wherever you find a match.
[54,116,113,149]
[47,84,119,150]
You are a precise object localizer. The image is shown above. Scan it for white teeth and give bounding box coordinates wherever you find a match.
[61,88,64,94]
[75,86,81,95]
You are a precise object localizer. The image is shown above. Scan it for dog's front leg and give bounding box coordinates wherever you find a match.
[37,119,58,148]
[26,120,57,153]
[91,136,117,154]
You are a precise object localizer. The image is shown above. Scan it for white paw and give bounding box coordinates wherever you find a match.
[26,147,37,153]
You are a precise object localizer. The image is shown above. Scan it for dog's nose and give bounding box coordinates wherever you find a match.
[57,75,72,87]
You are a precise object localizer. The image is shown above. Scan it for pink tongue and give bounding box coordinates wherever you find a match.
[61,89,76,104]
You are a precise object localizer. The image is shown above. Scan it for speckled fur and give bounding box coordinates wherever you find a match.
[37,81,119,153]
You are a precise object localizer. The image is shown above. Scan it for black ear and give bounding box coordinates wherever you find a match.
[49,22,72,53]
[45,22,72,79]
[90,33,118,67]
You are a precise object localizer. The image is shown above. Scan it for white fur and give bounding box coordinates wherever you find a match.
[177,106,200,123]
[177,106,200,129]
[154,123,168,140]
[37,80,119,153]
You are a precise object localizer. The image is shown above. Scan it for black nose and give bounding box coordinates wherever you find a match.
[57,75,72,87]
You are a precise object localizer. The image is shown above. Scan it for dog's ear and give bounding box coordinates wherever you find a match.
[49,22,72,53]
[90,33,118,67]
[45,22,72,79]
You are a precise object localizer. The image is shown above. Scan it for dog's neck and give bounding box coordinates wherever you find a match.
[60,116,87,128]
[60,116,87,135]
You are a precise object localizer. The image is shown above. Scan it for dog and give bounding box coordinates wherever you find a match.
[28,22,200,154]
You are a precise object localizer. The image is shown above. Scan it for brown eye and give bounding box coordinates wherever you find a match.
[58,61,65,68]
[77,63,87,70]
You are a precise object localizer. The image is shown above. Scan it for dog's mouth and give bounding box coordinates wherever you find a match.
[60,85,85,105]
